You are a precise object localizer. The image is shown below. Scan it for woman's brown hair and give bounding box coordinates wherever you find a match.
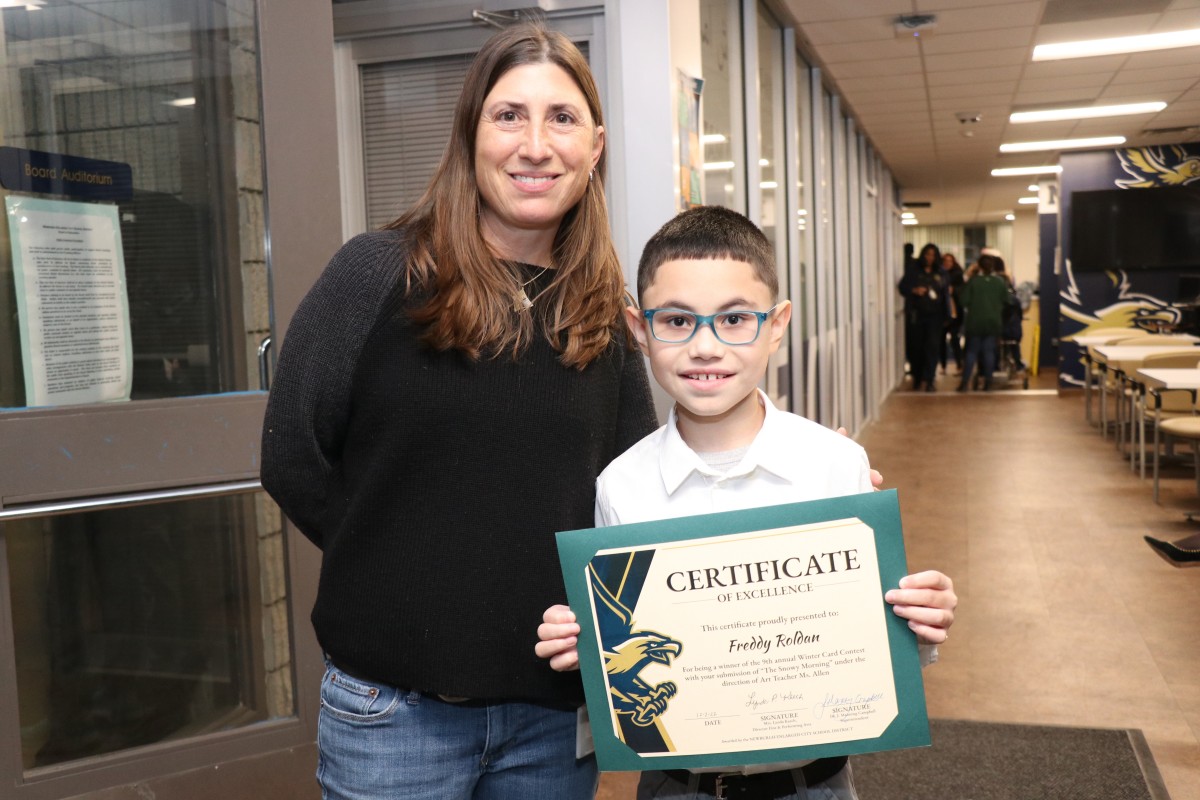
[386,22,624,369]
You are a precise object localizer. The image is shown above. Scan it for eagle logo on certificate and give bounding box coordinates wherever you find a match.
[559,491,931,772]
[589,556,683,749]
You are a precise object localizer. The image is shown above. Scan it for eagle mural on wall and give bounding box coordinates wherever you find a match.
[1116,145,1200,189]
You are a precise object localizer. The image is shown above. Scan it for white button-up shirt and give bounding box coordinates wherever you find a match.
[596,391,873,527]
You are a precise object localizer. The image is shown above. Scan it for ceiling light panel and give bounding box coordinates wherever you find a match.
[1033,28,1200,61]
[1010,101,1167,123]
[990,166,1064,176]
[999,136,1126,152]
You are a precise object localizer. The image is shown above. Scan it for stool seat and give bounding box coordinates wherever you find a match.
[1160,417,1200,438]
[1157,416,1200,501]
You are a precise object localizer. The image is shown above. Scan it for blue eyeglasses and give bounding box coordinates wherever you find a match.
[641,305,779,345]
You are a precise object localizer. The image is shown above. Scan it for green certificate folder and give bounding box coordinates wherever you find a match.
[556,489,930,772]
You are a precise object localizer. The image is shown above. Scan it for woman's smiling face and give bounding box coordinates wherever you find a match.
[474,62,604,258]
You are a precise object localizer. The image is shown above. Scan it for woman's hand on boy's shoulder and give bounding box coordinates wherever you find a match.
[884,571,957,645]
[535,604,582,672]
[835,426,884,489]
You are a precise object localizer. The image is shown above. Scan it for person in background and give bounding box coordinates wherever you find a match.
[957,253,1010,392]
[899,243,946,391]
[993,254,1026,371]
[260,22,657,800]
[537,206,957,800]
[941,251,965,375]
[899,242,919,378]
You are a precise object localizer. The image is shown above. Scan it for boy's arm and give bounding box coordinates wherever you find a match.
[835,426,883,488]
[535,480,616,672]
[535,605,582,672]
[885,570,956,646]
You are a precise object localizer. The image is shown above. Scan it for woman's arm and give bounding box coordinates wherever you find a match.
[261,232,407,548]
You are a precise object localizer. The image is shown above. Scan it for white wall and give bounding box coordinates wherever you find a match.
[1010,208,1040,288]
[603,0,677,292]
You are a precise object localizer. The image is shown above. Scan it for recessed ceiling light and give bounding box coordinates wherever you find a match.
[901,219,919,226]
[165,97,196,107]
[760,181,778,189]
[1000,136,1125,153]
[703,161,735,171]
[1017,197,1039,204]
[901,212,915,219]
[1010,102,1166,124]
[701,134,727,145]
[1027,184,1040,191]
[1005,214,1016,221]
[1033,28,1200,61]
[991,165,1063,177]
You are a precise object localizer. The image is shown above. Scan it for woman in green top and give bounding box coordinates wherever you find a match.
[957,254,1010,392]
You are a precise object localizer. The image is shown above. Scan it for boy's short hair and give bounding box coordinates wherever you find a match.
[636,206,777,303]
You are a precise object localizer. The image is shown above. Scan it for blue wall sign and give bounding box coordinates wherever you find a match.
[0,146,133,203]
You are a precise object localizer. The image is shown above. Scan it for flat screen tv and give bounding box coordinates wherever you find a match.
[1070,185,1200,272]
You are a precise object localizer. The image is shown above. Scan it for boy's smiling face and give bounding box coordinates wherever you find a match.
[627,258,791,451]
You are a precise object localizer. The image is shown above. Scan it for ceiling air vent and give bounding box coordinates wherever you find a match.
[1142,126,1200,137]
[894,14,937,38]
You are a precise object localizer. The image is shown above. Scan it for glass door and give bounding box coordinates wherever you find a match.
[0,1,325,796]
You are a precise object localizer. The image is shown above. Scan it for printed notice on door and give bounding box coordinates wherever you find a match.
[5,196,132,407]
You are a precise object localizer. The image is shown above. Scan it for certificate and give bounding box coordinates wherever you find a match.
[556,489,929,772]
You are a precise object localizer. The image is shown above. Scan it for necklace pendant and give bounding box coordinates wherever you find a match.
[513,288,533,312]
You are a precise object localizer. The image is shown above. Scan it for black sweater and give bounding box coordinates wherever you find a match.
[261,230,656,705]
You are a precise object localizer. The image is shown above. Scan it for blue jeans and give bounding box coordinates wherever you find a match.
[961,334,997,390]
[317,661,597,800]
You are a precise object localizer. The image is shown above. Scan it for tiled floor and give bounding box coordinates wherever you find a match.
[599,369,1200,800]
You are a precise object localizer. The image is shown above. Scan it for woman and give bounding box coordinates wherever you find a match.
[261,23,656,800]
[898,243,946,391]
[941,251,965,374]
[957,254,1010,392]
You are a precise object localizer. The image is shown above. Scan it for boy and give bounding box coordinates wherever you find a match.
[537,206,956,799]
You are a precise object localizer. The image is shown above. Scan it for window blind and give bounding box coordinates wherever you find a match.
[360,53,473,229]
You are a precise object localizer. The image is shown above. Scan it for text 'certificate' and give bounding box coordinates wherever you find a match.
[557,489,929,772]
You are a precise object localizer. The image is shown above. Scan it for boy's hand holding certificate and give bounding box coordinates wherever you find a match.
[556,489,930,772]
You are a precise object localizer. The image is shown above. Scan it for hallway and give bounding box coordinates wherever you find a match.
[599,379,1200,799]
[857,383,1200,799]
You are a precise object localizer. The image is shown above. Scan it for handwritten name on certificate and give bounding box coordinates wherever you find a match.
[556,490,930,772]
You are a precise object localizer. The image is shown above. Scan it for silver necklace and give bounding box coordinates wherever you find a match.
[512,265,550,312]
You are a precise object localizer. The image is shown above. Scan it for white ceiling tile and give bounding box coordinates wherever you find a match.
[1011,87,1105,105]
[1036,15,1160,44]
[1152,8,1200,30]
[926,65,1022,86]
[802,16,898,45]
[929,82,1020,103]
[1015,73,1115,93]
[838,73,930,93]
[917,27,1033,55]
[914,0,1034,9]
[827,57,923,79]
[1122,47,1200,69]
[811,38,923,63]
[1000,120,1088,139]
[780,0,908,25]
[1099,79,1199,99]
[931,2,1043,32]
[844,87,930,105]
[923,47,1028,72]
[1021,55,1130,79]
[855,99,934,117]
[1111,64,1200,84]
